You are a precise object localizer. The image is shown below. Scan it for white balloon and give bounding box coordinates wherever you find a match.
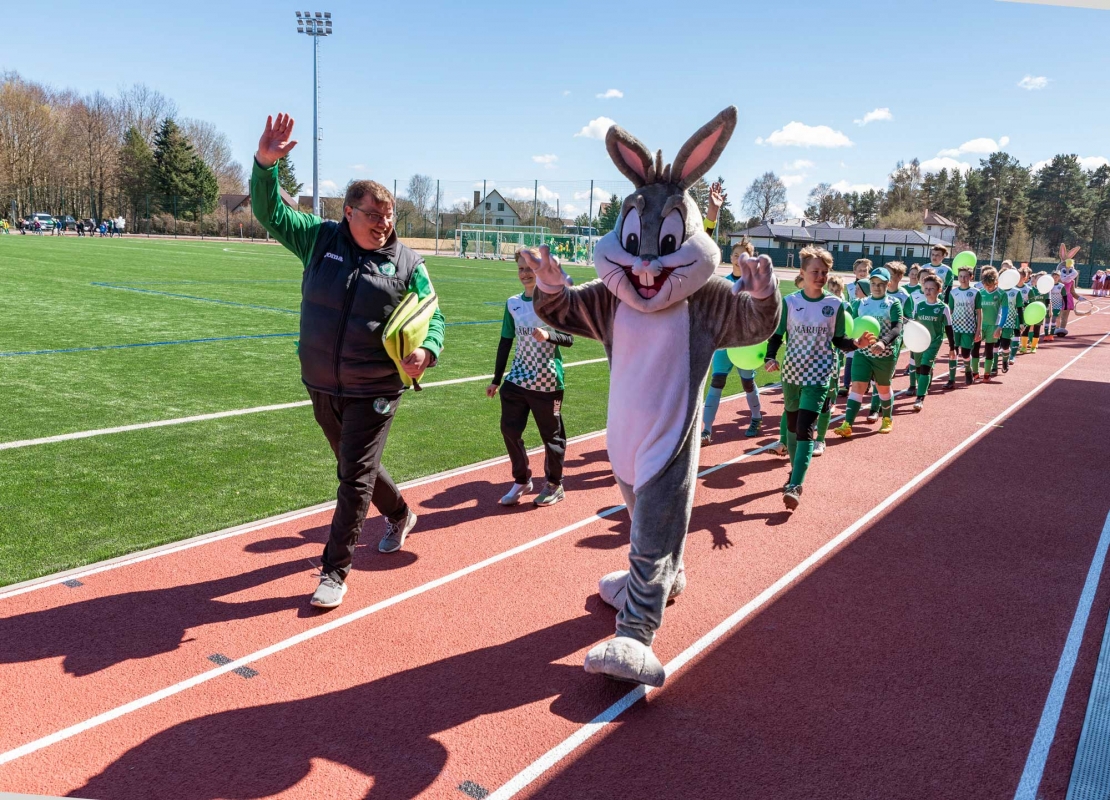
[999,269,1019,290]
[1036,275,1054,294]
[903,319,932,353]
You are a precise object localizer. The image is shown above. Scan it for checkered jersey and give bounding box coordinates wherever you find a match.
[1002,288,1023,330]
[911,299,952,343]
[781,293,843,386]
[854,294,902,359]
[503,293,564,391]
[1050,284,1064,311]
[949,286,980,334]
[932,264,953,287]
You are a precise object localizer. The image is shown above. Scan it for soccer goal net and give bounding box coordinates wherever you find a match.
[455,224,595,264]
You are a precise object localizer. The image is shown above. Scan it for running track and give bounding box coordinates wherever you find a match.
[1,303,1109,799]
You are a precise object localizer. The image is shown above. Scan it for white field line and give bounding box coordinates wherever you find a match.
[487,329,1110,800]
[1013,511,1110,800]
[0,405,788,766]
[0,387,780,599]
[0,359,610,452]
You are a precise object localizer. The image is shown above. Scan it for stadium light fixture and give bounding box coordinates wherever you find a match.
[295,11,333,217]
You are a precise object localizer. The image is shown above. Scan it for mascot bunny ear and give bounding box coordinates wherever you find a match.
[670,107,738,190]
[1068,245,1081,260]
[1060,243,1068,263]
[606,126,655,188]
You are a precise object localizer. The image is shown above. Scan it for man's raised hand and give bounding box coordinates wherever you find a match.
[520,245,573,293]
[256,114,298,169]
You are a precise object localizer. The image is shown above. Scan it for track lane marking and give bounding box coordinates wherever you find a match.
[488,329,1110,800]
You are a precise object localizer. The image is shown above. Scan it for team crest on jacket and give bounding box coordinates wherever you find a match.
[378,261,396,276]
[821,305,835,317]
[373,398,392,415]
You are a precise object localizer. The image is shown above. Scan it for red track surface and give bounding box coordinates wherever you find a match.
[1,304,1109,799]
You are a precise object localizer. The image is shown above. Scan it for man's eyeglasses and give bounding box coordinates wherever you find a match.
[351,206,393,225]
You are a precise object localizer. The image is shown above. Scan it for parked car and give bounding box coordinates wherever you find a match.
[56,215,76,231]
[24,213,55,230]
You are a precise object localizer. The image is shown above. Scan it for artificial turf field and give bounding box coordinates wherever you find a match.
[0,235,789,587]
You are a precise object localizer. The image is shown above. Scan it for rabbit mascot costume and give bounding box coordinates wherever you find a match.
[1056,243,1082,336]
[526,107,781,686]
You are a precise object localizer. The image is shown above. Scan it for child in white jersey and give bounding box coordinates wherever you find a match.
[487,248,574,507]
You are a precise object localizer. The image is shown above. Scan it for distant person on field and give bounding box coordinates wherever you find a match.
[33,219,42,235]
[486,247,573,508]
[1,219,8,234]
[116,215,126,237]
[251,112,445,610]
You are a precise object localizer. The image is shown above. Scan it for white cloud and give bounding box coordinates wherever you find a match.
[920,157,972,174]
[575,116,617,140]
[786,200,805,218]
[562,90,571,96]
[561,203,582,217]
[1018,75,1050,90]
[756,121,853,148]
[938,137,1010,158]
[782,174,806,187]
[830,180,884,193]
[596,89,624,99]
[853,107,893,126]
[573,187,611,206]
[505,185,561,203]
[532,154,558,170]
[786,159,815,170]
[319,179,340,196]
[472,180,497,189]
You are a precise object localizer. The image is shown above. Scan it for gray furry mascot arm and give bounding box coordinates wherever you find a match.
[526,107,781,686]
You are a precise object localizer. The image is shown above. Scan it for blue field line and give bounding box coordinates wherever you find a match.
[0,332,300,357]
[91,282,300,314]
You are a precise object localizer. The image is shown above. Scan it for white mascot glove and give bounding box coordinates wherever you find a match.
[731,253,776,300]
[521,245,574,294]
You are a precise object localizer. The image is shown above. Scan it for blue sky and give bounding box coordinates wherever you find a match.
[3,0,1108,220]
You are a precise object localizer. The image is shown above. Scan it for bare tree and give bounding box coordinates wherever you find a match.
[741,171,788,222]
[118,84,177,146]
[181,118,245,193]
[406,174,435,220]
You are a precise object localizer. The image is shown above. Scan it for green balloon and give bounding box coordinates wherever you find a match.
[1023,300,1047,325]
[727,341,768,371]
[842,310,854,338]
[854,315,881,339]
[952,250,977,270]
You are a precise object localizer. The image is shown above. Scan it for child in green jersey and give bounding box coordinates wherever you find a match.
[765,247,875,510]
[948,266,983,385]
[977,267,1005,381]
[813,273,850,457]
[487,247,574,507]
[770,272,806,458]
[886,262,915,396]
[998,261,1025,372]
[1021,269,1046,353]
[908,274,954,411]
[833,266,904,438]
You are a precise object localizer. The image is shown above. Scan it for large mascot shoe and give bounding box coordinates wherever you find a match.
[584,636,666,686]
[597,568,687,611]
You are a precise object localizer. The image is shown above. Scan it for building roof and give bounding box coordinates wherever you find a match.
[923,209,957,228]
[217,194,250,213]
[730,221,948,247]
[477,189,520,216]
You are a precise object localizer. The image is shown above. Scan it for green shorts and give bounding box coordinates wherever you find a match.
[851,353,898,386]
[782,381,830,414]
[1001,327,1018,339]
[981,327,1000,344]
[913,343,943,368]
[954,331,976,350]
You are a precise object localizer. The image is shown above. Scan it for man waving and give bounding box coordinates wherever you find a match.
[251,113,445,609]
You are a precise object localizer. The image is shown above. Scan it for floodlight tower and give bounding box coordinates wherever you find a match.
[296,11,332,216]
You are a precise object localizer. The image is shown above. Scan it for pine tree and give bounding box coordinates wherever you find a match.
[190,154,219,215]
[597,193,621,234]
[118,125,154,219]
[1028,155,1091,255]
[277,155,303,197]
[939,170,971,240]
[151,117,198,211]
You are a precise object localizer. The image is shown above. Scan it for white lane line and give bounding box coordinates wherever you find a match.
[0,358,610,452]
[0,387,778,599]
[488,330,1110,800]
[1014,509,1110,800]
[0,415,787,766]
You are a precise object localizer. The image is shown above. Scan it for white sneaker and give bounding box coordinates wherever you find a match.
[813,441,826,457]
[500,479,533,506]
[866,412,880,423]
[912,399,924,412]
[769,441,788,457]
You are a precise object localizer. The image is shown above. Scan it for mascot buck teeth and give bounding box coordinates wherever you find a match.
[524,107,782,686]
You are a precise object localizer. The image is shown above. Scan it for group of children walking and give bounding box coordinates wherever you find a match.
[703,242,1087,511]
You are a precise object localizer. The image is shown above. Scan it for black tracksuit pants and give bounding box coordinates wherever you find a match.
[310,390,409,582]
[499,381,566,486]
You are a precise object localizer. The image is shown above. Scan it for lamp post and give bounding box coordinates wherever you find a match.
[296,11,332,217]
[989,196,1001,267]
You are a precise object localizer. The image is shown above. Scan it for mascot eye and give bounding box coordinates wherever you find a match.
[659,209,684,257]
[621,207,641,256]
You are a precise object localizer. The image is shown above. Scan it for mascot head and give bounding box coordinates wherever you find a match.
[592,107,737,313]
